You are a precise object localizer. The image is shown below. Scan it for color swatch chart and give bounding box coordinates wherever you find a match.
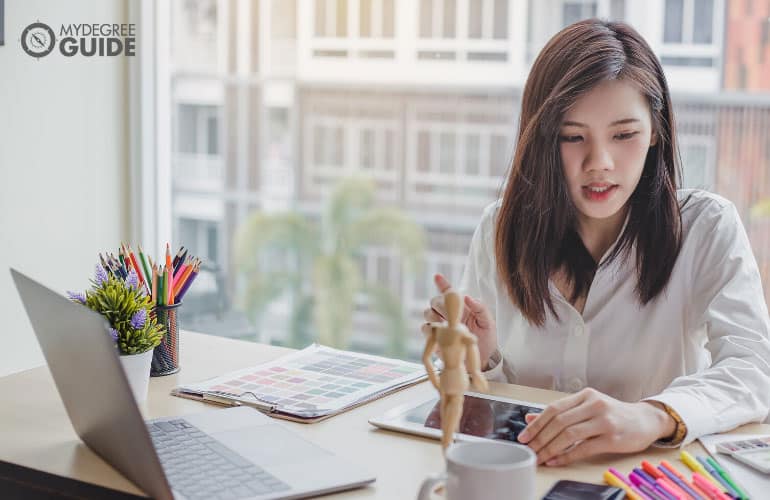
[176,344,428,419]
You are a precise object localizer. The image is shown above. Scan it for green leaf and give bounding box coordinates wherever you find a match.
[344,208,425,270]
[325,176,377,240]
[81,275,163,354]
[312,254,360,348]
[233,176,427,353]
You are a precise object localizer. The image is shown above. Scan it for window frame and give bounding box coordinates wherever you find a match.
[660,0,725,68]
[130,0,173,257]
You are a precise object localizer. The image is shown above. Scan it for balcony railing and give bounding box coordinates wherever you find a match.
[173,153,224,191]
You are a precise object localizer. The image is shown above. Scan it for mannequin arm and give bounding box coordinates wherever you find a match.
[463,333,489,393]
[422,328,440,390]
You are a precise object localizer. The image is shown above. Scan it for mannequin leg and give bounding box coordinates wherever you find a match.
[441,394,463,452]
[439,391,451,452]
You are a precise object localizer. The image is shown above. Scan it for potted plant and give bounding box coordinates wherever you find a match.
[68,264,165,401]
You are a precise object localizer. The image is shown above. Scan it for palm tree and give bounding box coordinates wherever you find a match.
[234,177,425,356]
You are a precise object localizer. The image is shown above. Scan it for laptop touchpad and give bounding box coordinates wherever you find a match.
[214,425,332,466]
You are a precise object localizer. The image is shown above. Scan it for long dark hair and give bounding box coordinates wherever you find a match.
[496,19,684,326]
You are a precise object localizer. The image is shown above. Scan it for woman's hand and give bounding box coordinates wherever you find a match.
[517,388,676,466]
[421,273,498,369]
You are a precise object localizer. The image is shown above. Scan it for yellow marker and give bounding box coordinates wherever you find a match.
[679,450,723,490]
[603,470,643,500]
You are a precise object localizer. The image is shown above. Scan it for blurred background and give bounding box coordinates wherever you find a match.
[166,0,770,359]
[1,0,768,375]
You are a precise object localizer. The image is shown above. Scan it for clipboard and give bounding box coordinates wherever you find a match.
[172,344,430,423]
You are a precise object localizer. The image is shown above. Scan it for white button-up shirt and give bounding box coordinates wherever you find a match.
[463,189,770,445]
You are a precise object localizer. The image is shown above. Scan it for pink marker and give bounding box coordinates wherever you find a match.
[692,473,731,500]
[656,477,685,500]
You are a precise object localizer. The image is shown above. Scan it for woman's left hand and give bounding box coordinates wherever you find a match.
[516,388,675,466]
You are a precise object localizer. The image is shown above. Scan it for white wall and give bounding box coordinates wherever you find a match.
[0,0,129,376]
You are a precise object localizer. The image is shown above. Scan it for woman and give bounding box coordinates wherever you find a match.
[423,19,770,466]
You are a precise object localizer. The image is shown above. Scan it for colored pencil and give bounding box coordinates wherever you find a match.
[165,268,174,306]
[173,265,194,297]
[158,266,165,306]
[99,253,109,271]
[172,257,189,284]
[175,249,188,273]
[127,247,145,287]
[138,246,152,290]
[172,246,185,270]
[176,263,199,302]
[165,243,172,272]
[150,267,158,305]
[100,242,202,306]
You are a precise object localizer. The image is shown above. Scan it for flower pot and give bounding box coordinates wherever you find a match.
[119,349,153,402]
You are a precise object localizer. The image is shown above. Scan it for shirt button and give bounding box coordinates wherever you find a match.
[567,377,585,392]
[573,325,584,337]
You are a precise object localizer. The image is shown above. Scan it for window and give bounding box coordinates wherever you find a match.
[562,1,597,27]
[311,0,397,59]
[360,0,395,37]
[144,1,770,359]
[664,0,684,43]
[418,1,513,61]
[680,141,715,190]
[419,0,456,38]
[178,217,220,268]
[176,104,219,155]
[315,0,348,37]
[664,0,714,44]
[469,0,509,39]
[661,0,721,67]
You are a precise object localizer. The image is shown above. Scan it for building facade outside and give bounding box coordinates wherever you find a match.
[165,0,770,358]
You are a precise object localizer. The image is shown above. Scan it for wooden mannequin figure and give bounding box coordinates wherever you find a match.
[422,288,489,453]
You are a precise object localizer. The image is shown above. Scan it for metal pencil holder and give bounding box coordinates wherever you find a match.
[151,302,182,376]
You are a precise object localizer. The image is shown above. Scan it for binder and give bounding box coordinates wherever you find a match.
[172,344,430,423]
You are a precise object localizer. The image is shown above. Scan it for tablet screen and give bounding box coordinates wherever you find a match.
[403,395,543,443]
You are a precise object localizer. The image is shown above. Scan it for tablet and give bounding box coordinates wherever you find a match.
[369,392,546,444]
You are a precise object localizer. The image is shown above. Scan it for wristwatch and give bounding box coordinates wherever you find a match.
[657,403,687,446]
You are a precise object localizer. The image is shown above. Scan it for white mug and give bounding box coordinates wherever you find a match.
[417,441,536,500]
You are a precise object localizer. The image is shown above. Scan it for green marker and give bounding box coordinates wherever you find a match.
[706,456,749,500]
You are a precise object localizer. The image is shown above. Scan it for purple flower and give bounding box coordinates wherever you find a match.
[67,290,86,304]
[126,269,139,289]
[108,328,119,341]
[130,308,146,330]
[95,264,109,286]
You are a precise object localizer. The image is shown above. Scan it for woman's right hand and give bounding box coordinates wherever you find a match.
[421,273,498,369]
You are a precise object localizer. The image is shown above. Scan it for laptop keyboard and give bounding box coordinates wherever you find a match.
[147,418,291,500]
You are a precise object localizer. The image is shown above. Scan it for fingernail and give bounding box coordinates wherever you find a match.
[518,431,529,442]
[546,459,558,466]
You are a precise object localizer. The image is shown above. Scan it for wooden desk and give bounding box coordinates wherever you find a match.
[1,332,767,498]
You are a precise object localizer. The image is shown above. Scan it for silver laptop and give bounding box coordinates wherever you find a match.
[11,268,375,500]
